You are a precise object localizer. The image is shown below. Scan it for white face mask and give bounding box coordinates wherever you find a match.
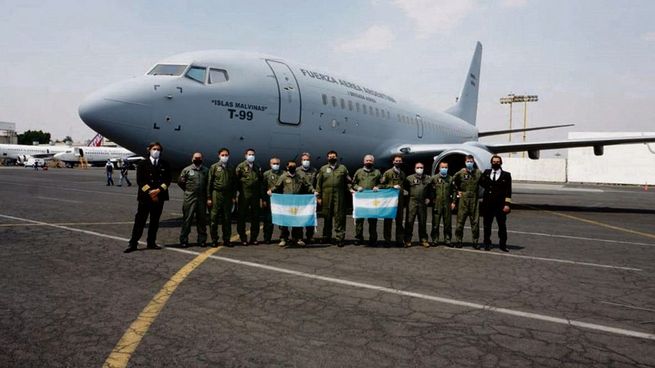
[219,156,229,164]
[302,160,310,168]
[150,150,160,159]
[271,164,280,171]
[246,154,255,163]
[415,168,424,175]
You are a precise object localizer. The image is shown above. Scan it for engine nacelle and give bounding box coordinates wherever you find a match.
[431,145,493,176]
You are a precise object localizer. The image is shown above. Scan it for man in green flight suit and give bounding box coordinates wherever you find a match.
[404,162,431,248]
[235,148,263,246]
[297,152,318,244]
[429,161,456,247]
[351,154,382,246]
[207,147,236,247]
[380,155,406,247]
[453,155,482,248]
[268,160,315,248]
[178,152,209,248]
[315,150,351,247]
[261,156,282,244]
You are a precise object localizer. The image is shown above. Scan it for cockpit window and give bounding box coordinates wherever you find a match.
[147,64,188,76]
[208,69,229,84]
[185,66,207,83]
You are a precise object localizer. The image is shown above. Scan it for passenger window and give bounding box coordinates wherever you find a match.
[340,98,345,109]
[369,106,373,115]
[375,108,379,117]
[332,96,338,107]
[186,66,206,83]
[356,102,360,112]
[322,94,328,105]
[362,104,367,114]
[348,100,353,111]
[148,64,188,76]
[209,69,228,84]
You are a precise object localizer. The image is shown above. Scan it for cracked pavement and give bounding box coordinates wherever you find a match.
[1,167,654,367]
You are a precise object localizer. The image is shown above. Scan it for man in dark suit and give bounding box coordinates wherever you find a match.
[125,142,172,253]
[480,155,512,252]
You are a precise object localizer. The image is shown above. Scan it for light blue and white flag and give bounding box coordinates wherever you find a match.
[352,188,399,219]
[271,193,317,227]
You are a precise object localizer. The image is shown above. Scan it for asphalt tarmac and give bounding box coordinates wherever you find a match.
[1,167,654,367]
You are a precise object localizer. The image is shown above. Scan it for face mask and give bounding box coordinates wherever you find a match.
[271,164,280,171]
[393,162,402,168]
[246,154,255,163]
[439,168,448,176]
[415,168,424,175]
[465,162,474,170]
[287,166,296,174]
[220,156,229,164]
[193,159,202,166]
[150,150,160,159]
[364,163,373,169]
[328,158,337,165]
[302,160,310,168]
[491,163,501,170]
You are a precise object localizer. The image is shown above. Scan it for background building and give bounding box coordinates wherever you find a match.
[0,122,17,144]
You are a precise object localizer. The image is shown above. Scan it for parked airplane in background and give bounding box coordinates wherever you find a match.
[78,42,655,174]
[0,143,69,165]
[53,134,140,167]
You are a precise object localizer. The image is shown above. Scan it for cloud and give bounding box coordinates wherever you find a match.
[500,0,528,8]
[642,32,655,42]
[391,0,478,38]
[334,25,396,52]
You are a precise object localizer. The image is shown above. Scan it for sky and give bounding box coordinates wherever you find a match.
[0,0,653,146]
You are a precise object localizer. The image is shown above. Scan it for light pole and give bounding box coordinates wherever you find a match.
[500,94,538,158]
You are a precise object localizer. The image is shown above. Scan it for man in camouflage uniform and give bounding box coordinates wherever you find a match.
[315,150,351,247]
[207,148,236,247]
[261,156,282,244]
[453,155,482,248]
[404,162,431,248]
[235,148,263,245]
[297,152,318,243]
[268,160,315,248]
[178,152,209,248]
[351,154,382,246]
[380,155,406,247]
[430,161,455,246]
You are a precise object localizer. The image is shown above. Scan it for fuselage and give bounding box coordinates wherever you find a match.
[79,50,479,170]
[53,146,135,165]
[0,144,69,163]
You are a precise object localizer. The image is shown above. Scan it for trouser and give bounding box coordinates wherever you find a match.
[262,200,275,242]
[129,200,164,247]
[431,204,452,243]
[455,197,479,243]
[106,173,114,185]
[483,204,507,246]
[355,218,378,242]
[280,226,303,240]
[322,200,346,241]
[383,195,404,243]
[180,197,208,244]
[237,194,260,242]
[404,201,427,242]
[304,226,314,240]
[210,191,232,243]
[119,174,132,186]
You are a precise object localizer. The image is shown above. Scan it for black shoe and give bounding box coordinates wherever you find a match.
[336,241,345,247]
[147,244,162,250]
[211,241,219,248]
[473,243,480,250]
[483,243,491,251]
[250,240,259,245]
[124,246,137,253]
[225,241,234,248]
[180,242,188,248]
[353,239,361,246]
[199,242,207,248]
[367,240,377,247]
[263,239,272,244]
[500,245,509,252]
[455,242,463,248]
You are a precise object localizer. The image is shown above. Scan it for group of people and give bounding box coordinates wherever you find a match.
[124,142,512,253]
[105,159,132,187]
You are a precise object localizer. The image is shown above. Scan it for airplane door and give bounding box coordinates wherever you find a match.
[416,114,424,139]
[266,60,302,125]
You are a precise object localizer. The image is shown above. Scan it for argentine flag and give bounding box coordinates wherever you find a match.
[352,188,399,219]
[271,194,317,227]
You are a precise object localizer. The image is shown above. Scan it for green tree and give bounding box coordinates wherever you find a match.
[63,135,73,144]
[17,130,51,145]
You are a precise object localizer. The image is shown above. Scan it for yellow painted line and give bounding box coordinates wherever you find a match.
[103,245,223,368]
[0,221,134,227]
[521,204,655,241]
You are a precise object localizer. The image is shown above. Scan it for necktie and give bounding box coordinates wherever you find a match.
[154,159,158,167]
[493,171,497,181]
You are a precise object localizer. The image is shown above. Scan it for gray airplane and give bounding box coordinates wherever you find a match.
[78,42,655,174]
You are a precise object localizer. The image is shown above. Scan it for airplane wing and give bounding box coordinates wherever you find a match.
[483,135,655,155]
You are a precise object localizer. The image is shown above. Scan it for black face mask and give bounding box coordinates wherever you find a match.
[328,158,337,165]
[491,163,501,170]
[193,159,202,166]
[287,166,296,174]
[364,163,373,169]
[393,162,402,168]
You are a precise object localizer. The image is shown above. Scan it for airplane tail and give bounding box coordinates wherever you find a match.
[445,41,482,126]
[88,133,103,147]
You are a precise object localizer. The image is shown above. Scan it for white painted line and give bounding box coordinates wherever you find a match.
[36,196,82,204]
[600,301,655,313]
[441,247,642,271]
[1,213,654,342]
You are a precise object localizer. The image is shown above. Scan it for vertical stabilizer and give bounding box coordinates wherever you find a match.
[445,42,482,125]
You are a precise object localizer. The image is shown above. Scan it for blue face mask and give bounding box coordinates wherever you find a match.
[465,162,474,170]
[439,168,448,176]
